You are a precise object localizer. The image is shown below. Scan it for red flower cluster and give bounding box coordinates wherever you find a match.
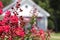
[0,25,10,33]
[31,27,46,40]
[0,1,25,39]
[0,26,3,33]
[0,20,5,26]
[15,27,25,37]
[10,15,18,23]
[3,16,9,23]
[31,27,37,34]
[0,8,3,15]
[0,1,3,15]
[39,29,45,40]
[39,29,44,35]
[3,25,10,33]
[0,1,3,8]
[0,25,10,35]
[5,11,11,17]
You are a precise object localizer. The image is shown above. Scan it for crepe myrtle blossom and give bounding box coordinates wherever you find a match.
[8,35,13,40]
[0,26,3,34]
[39,29,45,40]
[3,16,9,23]
[16,2,20,10]
[15,27,25,37]
[0,20,5,26]
[31,26,37,34]
[2,11,11,23]
[0,1,3,8]
[19,16,26,27]
[3,25,10,33]
[0,8,3,15]
[0,26,5,40]
[10,15,18,23]
[19,16,24,21]
[13,11,18,16]
[5,11,11,17]
[0,1,3,15]
[16,1,23,12]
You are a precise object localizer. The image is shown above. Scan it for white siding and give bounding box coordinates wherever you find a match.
[45,17,48,31]
[37,17,47,31]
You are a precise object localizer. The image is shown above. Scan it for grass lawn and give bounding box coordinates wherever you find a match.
[50,33,60,40]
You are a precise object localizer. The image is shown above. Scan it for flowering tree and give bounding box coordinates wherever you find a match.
[0,0,50,40]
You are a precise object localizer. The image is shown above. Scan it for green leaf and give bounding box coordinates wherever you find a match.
[24,37,28,40]
[4,37,8,40]
[29,37,32,40]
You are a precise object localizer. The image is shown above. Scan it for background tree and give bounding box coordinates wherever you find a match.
[50,0,60,32]
[1,0,12,7]
[33,0,56,31]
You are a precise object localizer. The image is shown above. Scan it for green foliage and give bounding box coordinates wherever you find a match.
[13,36,21,40]
[48,20,55,29]
[1,0,12,7]
[24,37,32,40]
[0,16,4,20]
[50,0,60,32]
[30,16,36,25]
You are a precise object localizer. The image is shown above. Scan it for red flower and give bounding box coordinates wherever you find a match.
[10,15,18,23]
[0,8,3,15]
[0,26,3,33]
[16,2,20,9]
[3,16,9,23]
[3,25,10,33]
[39,29,45,40]
[0,20,5,26]
[5,11,11,17]
[15,27,25,37]
[8,36,13,40]
[39,29,44,35]
[31,27,37,34]
[0,1,3,8]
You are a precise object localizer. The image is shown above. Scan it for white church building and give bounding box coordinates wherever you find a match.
[2,0,50,31]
